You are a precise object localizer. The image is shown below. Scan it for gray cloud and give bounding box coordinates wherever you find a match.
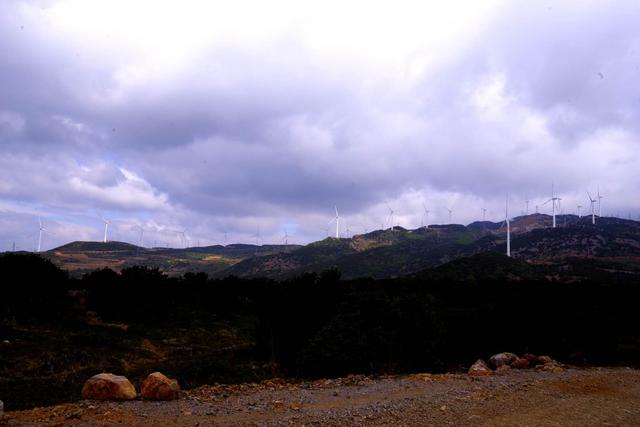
[1,0,640,250]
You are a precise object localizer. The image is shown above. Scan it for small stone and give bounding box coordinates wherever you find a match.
[468,359,492,376]
[488,352,518,369]
[290,403,301,411]
[81,373,137,400]
[141,372,180,401]
[440,405,447,411]
[511,358,530,369]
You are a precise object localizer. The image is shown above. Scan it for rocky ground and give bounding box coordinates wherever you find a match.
[3,367,640,426]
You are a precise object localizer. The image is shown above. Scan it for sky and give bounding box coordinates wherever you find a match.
[1,0,640,250]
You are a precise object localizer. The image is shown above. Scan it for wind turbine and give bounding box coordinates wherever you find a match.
[37,217,47,253]
[134,224,145,247]
[447,208,453,223]
[481,208,487,221]
[102,217,110,243]
[421,204,430,228]
[385,203,395,231]
[223,231,228,245]
[577,204,582,219]
[525,198,530,215]
[543,182,561,228]
[327,206,340,238]
[504,194,511,257]
[281,229,290,246]
[597,187,604,218]
[178,230,187,248]
[587,191,597,225]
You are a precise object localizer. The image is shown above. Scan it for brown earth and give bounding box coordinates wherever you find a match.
[3,367,640,426]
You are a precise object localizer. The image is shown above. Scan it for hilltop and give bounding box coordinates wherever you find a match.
[33,214,640,279]
[217,214,640,279]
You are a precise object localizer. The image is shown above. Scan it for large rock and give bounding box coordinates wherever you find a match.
[141,372,180,401]
[81,373,137,400]
[488,352,518,369]
[511,357,530,369]
[468,359,492,376]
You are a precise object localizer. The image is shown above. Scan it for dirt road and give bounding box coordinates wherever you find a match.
[3,367,640,426]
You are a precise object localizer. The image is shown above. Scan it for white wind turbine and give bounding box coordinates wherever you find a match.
[386,203,395,231]
[447,208,453,223]
[37,217,47,253]
[481,208,487,221]
[421,203,430,228]
[178,230,188,248]
[597,187,604,218]
[281,229,290,246]
[134,224,145,247]
[253,226,263,246]
[102,217,110,243]
[587,191,597,225]
[504,194,511,257]
[577,204,582,218]
[543,182,562,228]
[327,206,340,238]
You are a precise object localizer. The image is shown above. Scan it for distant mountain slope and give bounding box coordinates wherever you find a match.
[44,241,298,277]
[37,214,640,279]
[52,241,143,252]
[215,215,640,279]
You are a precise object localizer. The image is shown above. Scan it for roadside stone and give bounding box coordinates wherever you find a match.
[141,372,180,401]
[511,358,530,369]
[81,373,137,400]
[488,352,518,369]
[468,359,492,376]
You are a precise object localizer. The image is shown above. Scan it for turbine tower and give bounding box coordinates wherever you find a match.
[134,225,145,247]
[577,204,582,219]
[37,217,46,253]
[587,191,597,225]
[386,203,395,231]
[447,208,453,223]
[102,217,110,243]
[505,194,511,257]
[327,206,340,238]
[421,204,430,228]
[481,208,487,221]
[543,182,561,228]
[597,188,604,218]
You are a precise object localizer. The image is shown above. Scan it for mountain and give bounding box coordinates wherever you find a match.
[216,215,640,279]
[36,214,640,279]
[44,241,300,277]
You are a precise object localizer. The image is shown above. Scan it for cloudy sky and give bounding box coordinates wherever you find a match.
[1,0,639,250]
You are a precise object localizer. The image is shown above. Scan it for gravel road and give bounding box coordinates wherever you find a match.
[3,367,640,426]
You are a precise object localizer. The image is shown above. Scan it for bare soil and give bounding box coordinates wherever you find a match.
[3,367,640,426]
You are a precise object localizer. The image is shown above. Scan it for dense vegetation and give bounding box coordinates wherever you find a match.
[1,252,639,410]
